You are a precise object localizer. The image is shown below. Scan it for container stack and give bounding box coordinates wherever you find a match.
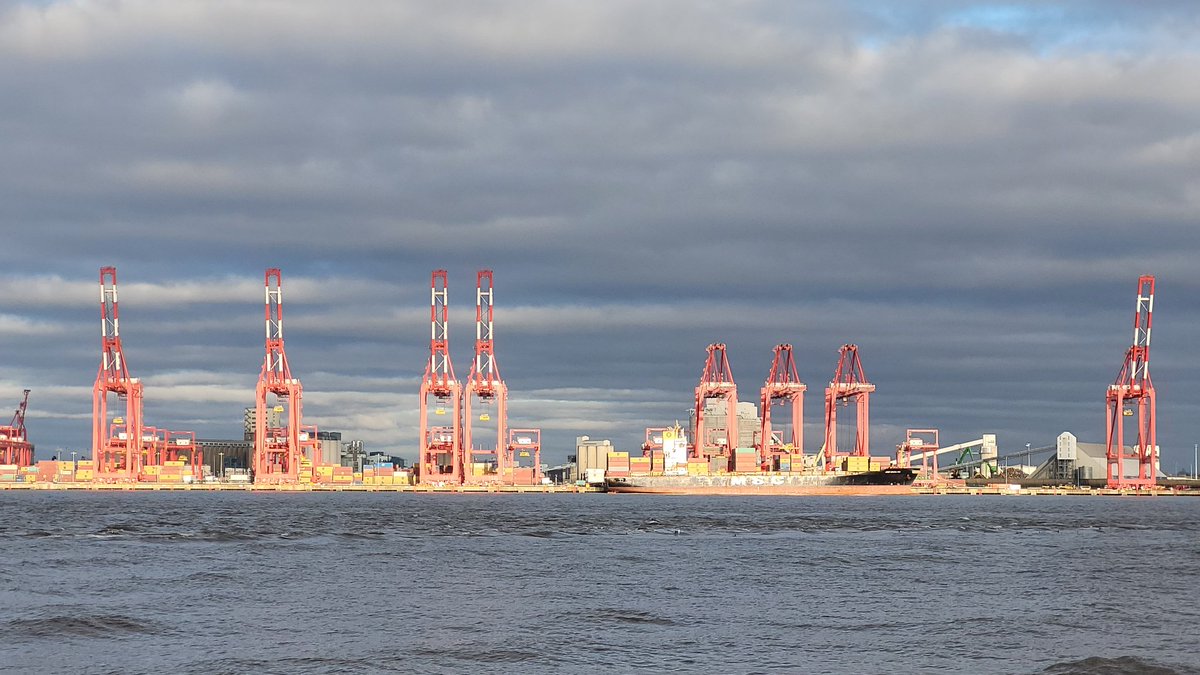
[512,466,536,485]
[687,458,710,475]
[21,466,37,482]
[298,458,314,484]
[733,448,758,472]
[37,460,58,482]
[57,461,75,482]
[0,464,17,482]
[332,466,353,484]
[843,456,870,473]
[314,465,336,484]
[606,452,630,477]
[75,460,95,482]
[791,453,805,473]
[629,455,651,474]
[650,450,665,472]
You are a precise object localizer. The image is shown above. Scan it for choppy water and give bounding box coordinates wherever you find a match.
[1,493,1198,674]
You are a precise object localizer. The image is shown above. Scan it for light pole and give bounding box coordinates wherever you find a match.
[1194,444,1198,479]
[71,450,77,471]
[218,452,224,480]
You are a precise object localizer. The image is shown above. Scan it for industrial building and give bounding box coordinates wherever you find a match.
[1025,432,1164,486]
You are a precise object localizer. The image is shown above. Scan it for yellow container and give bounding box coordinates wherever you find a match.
[144,465,162,475]
[164,460,185,467]
[843,456,870,472]
[58,461,74,471]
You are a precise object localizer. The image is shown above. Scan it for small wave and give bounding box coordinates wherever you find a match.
[588,608,677,626]
[1042,656,1193,675]
[4,614,159,639]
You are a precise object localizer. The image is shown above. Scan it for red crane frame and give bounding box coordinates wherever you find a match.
[822,344,875,471]
[253,268,313,483]
[92,267,144,481]
[693,343,738,460]
[419,270,462,484]
[759,344,806,466]
[463,270,508,483]
[0,389,33,467]
[506,428,542,485]
[1105,275,1157,489]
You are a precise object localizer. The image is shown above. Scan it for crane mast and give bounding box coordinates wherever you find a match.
[1105,275,1157,489]
[463,270,508,483]
[418,270,463,484]
[759,344,806,467]
[254,268,314,483]
[693,343,738,462]
[92,266,144,480]
[821,344,875,471]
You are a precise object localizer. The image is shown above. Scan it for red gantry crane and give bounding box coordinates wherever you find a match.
[0,389,33,467]
[92,266,144,481]
[759,344,806,467]
[693,343,738,461]
[418,270,463,484]
[253,268,316,484]
[463,270,508,483]
[822,344,875,471]
[1105,275,1157,490]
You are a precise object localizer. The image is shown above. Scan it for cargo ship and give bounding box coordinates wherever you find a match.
[604,467,918,496]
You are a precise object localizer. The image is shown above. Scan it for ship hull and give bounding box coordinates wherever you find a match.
[605,468,917,496]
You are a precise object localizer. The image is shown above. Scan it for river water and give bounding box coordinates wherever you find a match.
[0,492,1197,674]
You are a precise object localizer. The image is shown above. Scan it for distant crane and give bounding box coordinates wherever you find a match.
[253,268,317,483]
[418,270,463,484]
[693,343,738,461]
[92,267,145,480]
[506,428,542,485]
[463,270,508,483]
[821,344,875,471]
[0,389,33,467]
[759,344,806,467]
[1105,275,1157,489]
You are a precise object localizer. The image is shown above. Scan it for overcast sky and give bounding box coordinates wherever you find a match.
[1,1,1198,469]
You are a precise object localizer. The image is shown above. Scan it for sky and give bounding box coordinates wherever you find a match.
[1,1,1198,470]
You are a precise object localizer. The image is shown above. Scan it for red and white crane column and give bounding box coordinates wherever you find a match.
[92,267,144,481]
[253,268,312,484]
[418,270,463,484]
[822,344,875,472]
[1105,275,1157,490]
